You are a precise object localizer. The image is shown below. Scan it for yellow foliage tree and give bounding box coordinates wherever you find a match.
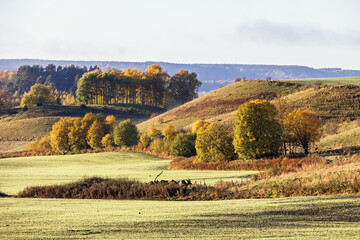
[20,84,57,107]
[50,117,77,151]
[162,125,176,142]
[284,110,322,155]
[68,118,88,151]
[192,120,210,134]
[148,124,162,140]
[87,120,105,149]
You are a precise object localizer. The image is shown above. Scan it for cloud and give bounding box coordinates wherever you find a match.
[237,20,360,45]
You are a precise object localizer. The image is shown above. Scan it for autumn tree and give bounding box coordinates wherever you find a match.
[195,123,236,162]
[20,84,57,107]
[87,120,105,149]
[170,133,197,157]
[168,70,202,106]
[162,125,176,142]
[0,89,11,113]
[50,117,77,151]
[233,100,282,159]
[114,119,139,147]
[102,134,114,149]
[147,124,162,140]
[192,120,210,134]
[68,118,88,151]
[284,110,322,155]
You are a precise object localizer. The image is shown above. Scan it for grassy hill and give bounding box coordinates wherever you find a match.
[0,104,164,141]
[137,78,360,133]
[137,80,300,133]
[0,104,164,153]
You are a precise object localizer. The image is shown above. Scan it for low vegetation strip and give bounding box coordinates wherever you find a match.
[17,168,360,200]
[17,177,229,201]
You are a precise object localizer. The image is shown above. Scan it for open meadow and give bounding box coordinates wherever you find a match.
[0,152,257,195]
[1,195,360,239]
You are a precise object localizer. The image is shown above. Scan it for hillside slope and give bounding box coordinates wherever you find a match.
[0,104,164,141]
[137,80,300,133]
[137,79,360,133]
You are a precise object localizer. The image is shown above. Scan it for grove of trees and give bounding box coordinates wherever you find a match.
[20,84,57,107]
[76,65,202,108]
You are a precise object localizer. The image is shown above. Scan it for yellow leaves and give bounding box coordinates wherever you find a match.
[162,125,176,142]
[123,67,143,79]
[20,84,57,107]
[192,120,210,134]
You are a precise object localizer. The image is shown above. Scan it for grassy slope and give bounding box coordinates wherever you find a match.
[137,80,300,133]
[0,152,256,195]
[281,76,360,86]
[1,195,360,239]
[0,104,164,153]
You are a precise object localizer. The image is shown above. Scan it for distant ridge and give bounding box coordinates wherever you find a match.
[1,59,360,92]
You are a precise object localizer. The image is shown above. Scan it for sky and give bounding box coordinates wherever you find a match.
[0,0,359,69]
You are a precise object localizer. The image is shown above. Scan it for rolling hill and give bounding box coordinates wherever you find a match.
[2,59,360,92]
[137,77,360,153]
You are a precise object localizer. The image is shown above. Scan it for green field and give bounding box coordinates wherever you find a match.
[1,195,360,239]
[0,152,257,195]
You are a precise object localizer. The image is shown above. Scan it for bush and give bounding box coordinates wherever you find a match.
[114,119,139,147]
[170,133,197,157]
[150,138,170,155]
[195,123,236,162]
[101,134,114,149]
[233,99,282,159]
[138,134,151,149]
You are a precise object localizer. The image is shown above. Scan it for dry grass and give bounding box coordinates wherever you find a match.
[137,80,300,133]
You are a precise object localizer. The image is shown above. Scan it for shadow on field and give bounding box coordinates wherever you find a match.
[319,146,360,156]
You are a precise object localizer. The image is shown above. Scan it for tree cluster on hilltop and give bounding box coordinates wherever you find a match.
[76,64,201,108]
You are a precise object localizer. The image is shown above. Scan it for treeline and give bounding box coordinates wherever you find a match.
[6,64,99,95]
[76,65,201,107]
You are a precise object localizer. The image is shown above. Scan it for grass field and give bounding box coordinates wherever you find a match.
[0,152,257,195]
[1,195,360,239]
[282,76,360,86]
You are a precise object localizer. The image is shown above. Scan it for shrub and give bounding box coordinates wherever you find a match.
[233,99,282,159]
[150,138,170,155]
[148,124,162,140]
[114,119,139,147]
[138,133,151,149]
[170,133,197,157]
[101,134,114,149]
[162,125,176,142]
[195,123,236,162]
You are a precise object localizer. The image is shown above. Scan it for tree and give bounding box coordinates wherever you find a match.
[87,120,105,149]
[233,100,282,159]
[0,89,11,113]
[195,123,236,162]
[168,70,202,106]
[284,110,322,155]
[68,118,88,151]
[192,120,210,134]
[102,134,114,149]
[50,117,77,151]
[170,133,197,157]
[114,119,139,147]
[162,125,176,142]
[20,84,57,107]
[147,124,162,140]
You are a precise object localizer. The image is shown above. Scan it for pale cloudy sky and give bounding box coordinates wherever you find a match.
[0,0,359,69]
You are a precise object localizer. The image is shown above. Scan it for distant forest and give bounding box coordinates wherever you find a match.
[6,64,99,94]
[2,64,202,108]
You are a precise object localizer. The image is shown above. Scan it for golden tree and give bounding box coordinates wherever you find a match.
[162,125,176,142]
[50,117,77,151]
[20,84,57,107]
[284,110,322,155]
[191,120,210,134]
[87,120,105,149]
[233,100,282,159]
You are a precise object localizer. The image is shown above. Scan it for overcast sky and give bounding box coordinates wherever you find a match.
[0,0,359,69]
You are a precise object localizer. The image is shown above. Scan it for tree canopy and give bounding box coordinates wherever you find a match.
[20,84,57,107]
[233,99,282,159]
